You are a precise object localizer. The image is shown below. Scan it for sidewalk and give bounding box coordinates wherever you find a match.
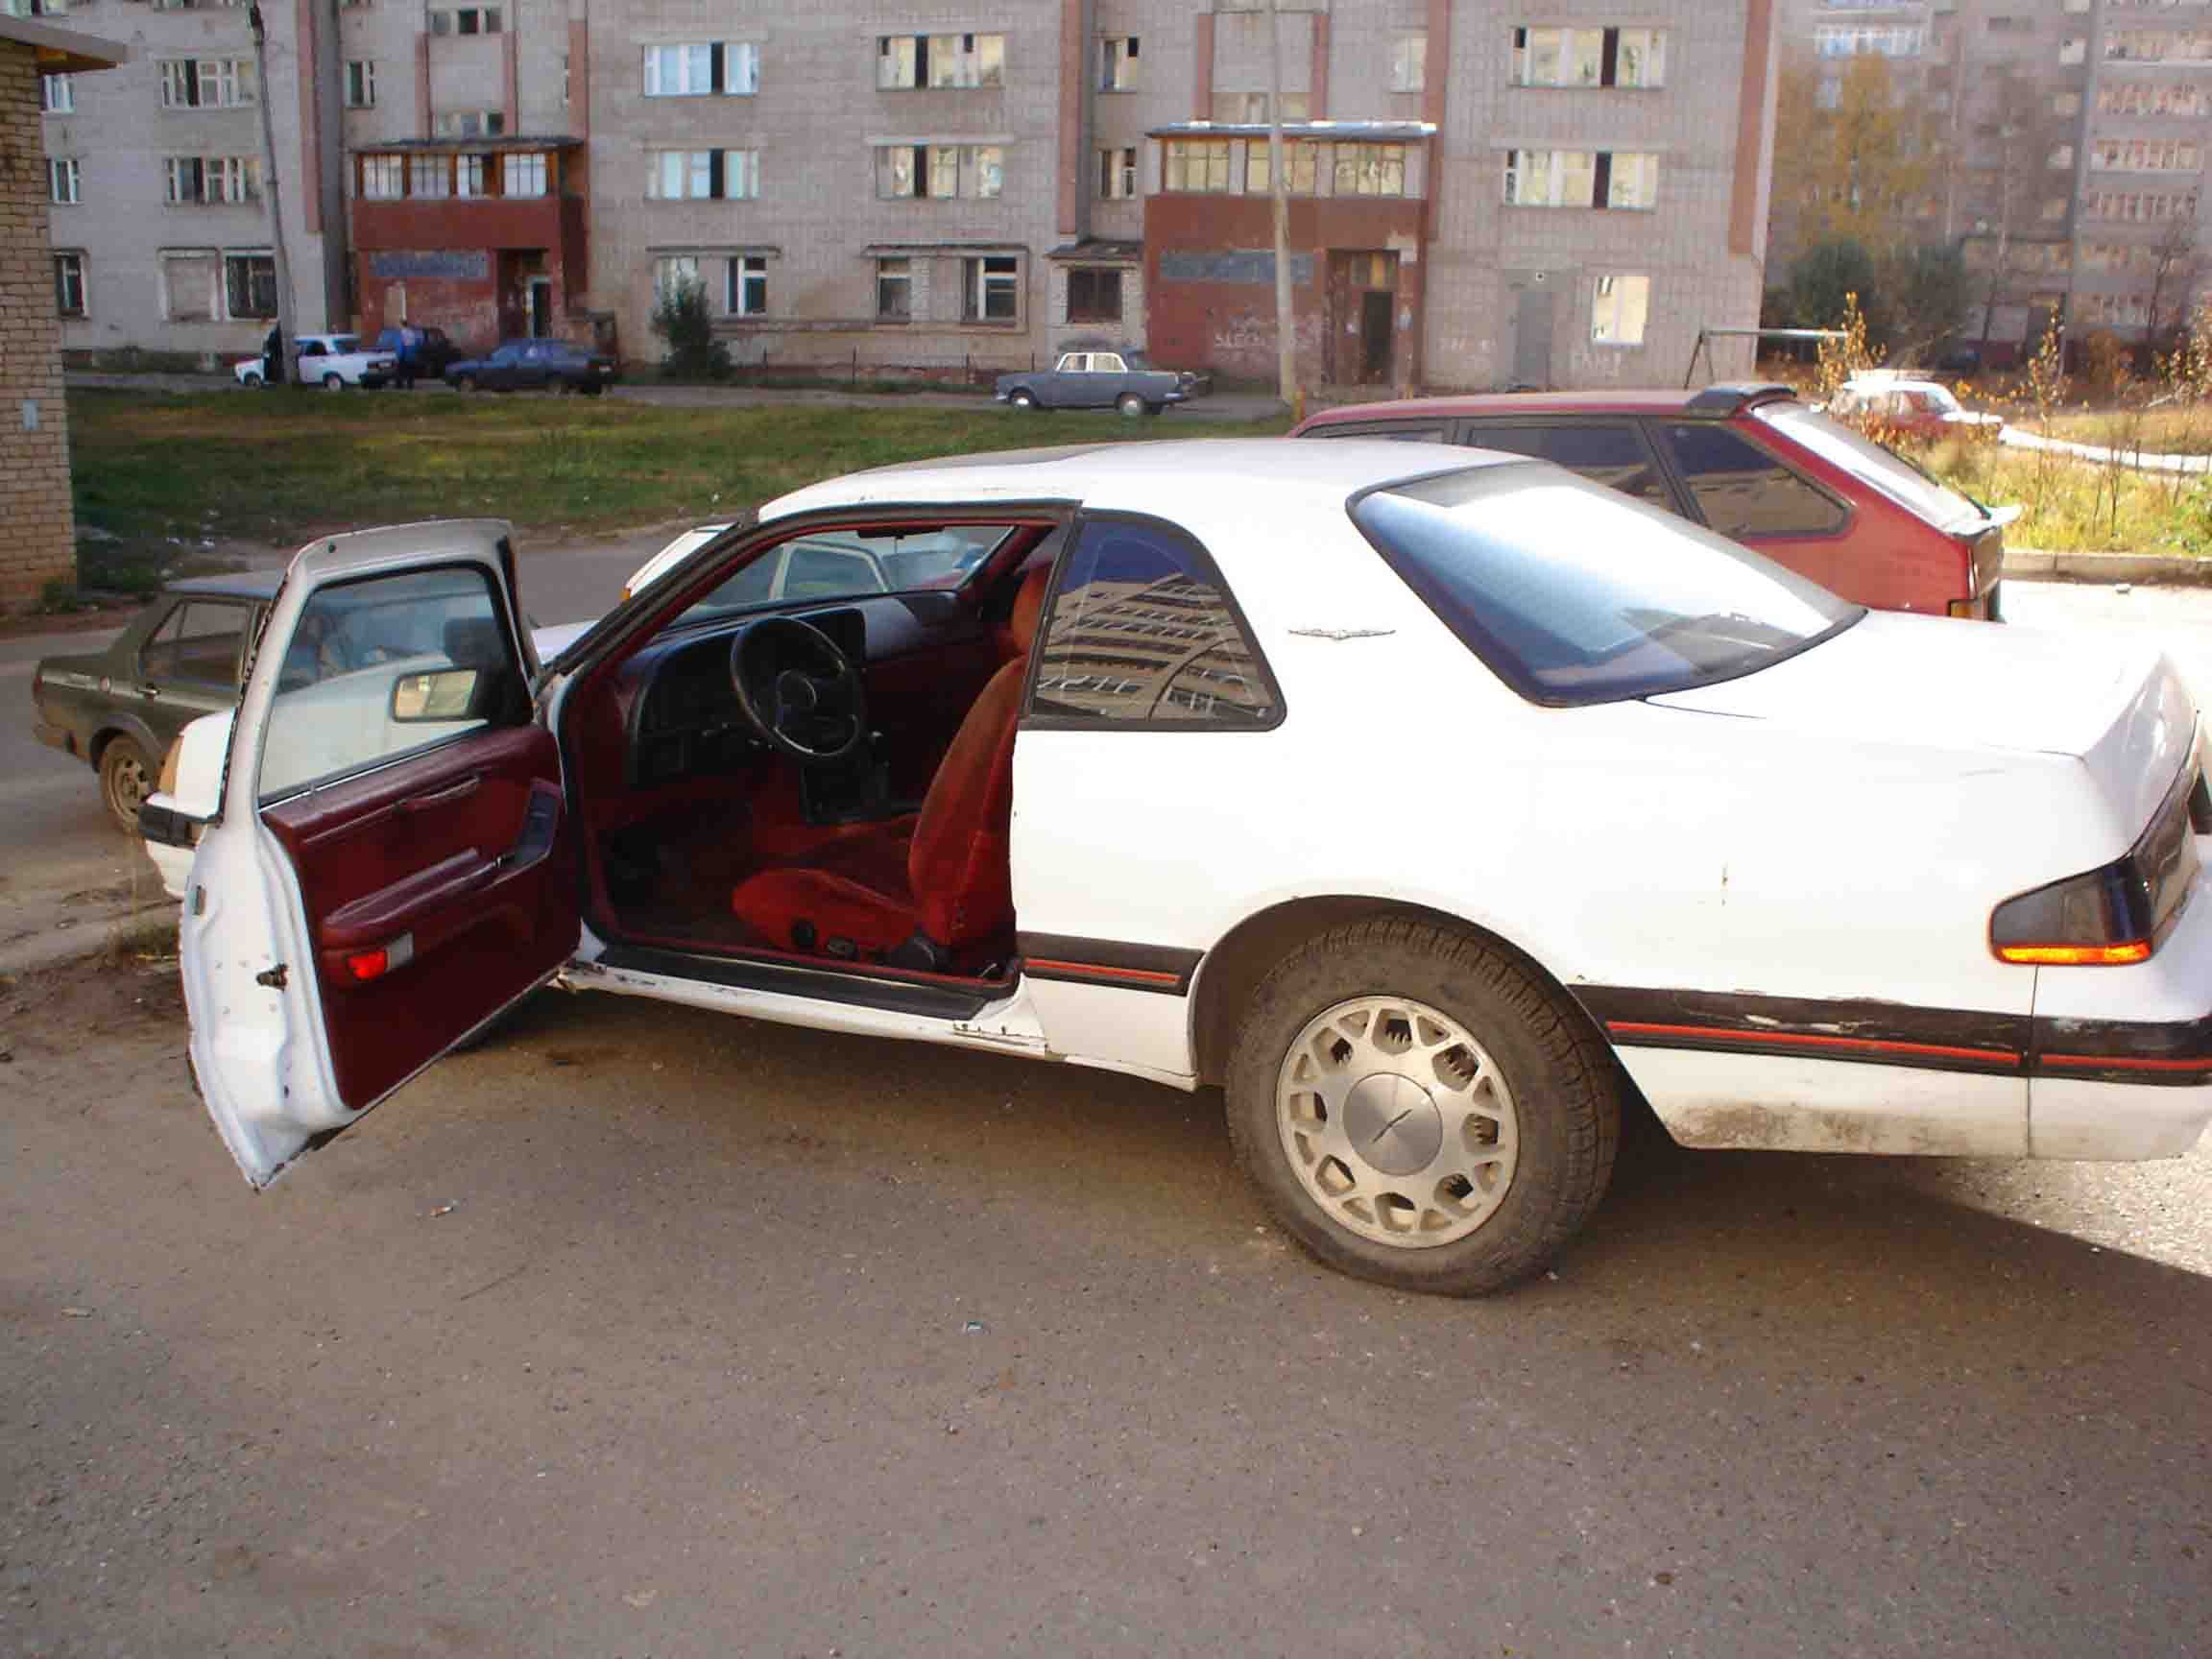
[1999,425,2212,475]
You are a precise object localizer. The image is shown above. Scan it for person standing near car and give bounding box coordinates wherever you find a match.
[261,325,284,387]
[392,324,419,390]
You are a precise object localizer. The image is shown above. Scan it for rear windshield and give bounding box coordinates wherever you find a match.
[1756,401,1983,531]
[1352,465,1861,706]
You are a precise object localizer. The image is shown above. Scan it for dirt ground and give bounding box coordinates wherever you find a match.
[6,950,2211,1658]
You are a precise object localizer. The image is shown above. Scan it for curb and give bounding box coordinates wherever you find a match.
[2004,548,2212,586]
[0,901,180,979]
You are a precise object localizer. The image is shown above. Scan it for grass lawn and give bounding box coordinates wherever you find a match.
[1923,434,2212,556]
[66,389,1288,566]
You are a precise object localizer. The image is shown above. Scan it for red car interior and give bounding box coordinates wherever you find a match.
[563,523,1059,985]
[261,723,579,1109]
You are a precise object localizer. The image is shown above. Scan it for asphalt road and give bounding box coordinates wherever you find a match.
[6,573,2212,1656]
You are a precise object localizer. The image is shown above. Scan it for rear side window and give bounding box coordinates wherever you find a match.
[1753,402,1982,531]
[1351,465,1859,707]
[141,601,250,685]
[1306,421,1450,444]
[259,566,525,802]
[1659,422,1846,539]
[1456,422,1673,511]
[1030,516,1282,728]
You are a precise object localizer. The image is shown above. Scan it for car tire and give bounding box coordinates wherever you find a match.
[1224,916,1620,1297]
[1009,389,1038,410]
[97,735,155,834]
[453,373,477,393]
[322,373,344,391]
[1117,393,1149,420]
[238,371,262,389]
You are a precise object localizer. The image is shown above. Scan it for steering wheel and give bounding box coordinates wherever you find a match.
[728,616,868,764]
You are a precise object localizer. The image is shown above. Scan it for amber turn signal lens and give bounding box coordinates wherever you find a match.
[1995,941,2152,966]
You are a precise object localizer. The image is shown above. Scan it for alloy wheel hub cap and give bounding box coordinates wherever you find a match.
[1342,1072,1442,1176]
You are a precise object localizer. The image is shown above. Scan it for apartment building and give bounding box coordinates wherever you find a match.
[1778,0,2212,351]
[40,1,1781,391]
[35,0,349,364]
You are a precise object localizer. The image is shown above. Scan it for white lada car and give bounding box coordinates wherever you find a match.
[165,441,2212,1295]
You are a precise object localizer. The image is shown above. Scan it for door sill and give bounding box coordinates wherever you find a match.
[595,942,1004,1021]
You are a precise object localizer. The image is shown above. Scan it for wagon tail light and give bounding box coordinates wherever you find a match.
[1990,760,2202,966]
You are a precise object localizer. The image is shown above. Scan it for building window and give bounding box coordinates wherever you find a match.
[1333,144,1406,197]
[408,155,449,198]
[653,254,699,302]
[159,59,256,109]
[1590,273,1649,345]
[501,152,547,198]
[647,149,758,200]
[1247,140,1318,194]
[731,254,767,317]
[54,252,86,317]
[1163,138,1231,193]
[1503,149,1659,210]
[876,256,912,320]
[457,154,488,196]
[432,109,504,137]
[1067,267,1122,325]
[428,7,501,36]
[344,60,375,108]
[42,72,73,114]
[965,253,1019,324]
[1510,26,1669,87]
[1811,23,1923,60]
[561,54,570,105]
[166,156,262,204]
[1098,146,1137,199]
[875,143,1002,200]
[360,155,404,198]
[47,156,80,204]
[642,41,758,97]
[877,33,1004,89]
[1389,31,1427,92]
[2092,139,2202,173]
[224,252,277,319]
[6,0,71,13]
[1211,90,1309,124]
[161,252,217,321]
[1100,34,1139,91]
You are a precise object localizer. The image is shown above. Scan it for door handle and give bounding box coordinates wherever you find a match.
[139,685,161,700]
[397,775,481,814]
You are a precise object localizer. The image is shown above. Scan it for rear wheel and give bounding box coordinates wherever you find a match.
[98,736,154,833]
[1009,389,1037,410]
[1224,917,1620,1296]
[238,371,262,389]
[453,373,477,393]
[323,373,344,392]
[1117,392,1149,420]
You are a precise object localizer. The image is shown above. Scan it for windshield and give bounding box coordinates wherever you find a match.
[671,525,1011,625]
[1754,401,1983,530]
[1352,465,1862,707]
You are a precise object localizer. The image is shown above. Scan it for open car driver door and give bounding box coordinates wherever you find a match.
[180,521,579,1187]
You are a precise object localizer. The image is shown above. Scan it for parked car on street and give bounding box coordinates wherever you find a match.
[1824,373,2007,440]
[372,325,464,382]
[447,339,618,395]
[996,344,1207,416]
[1292,382,2013,619]
[164,442,2212,1297]
[233,334,397,391]
[32,572,279,830]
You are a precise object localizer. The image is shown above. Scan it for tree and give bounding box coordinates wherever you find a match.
[1779,240,1892,349]
[1959,62,2071,359]
[2143,206,2203,351]
[1886,244,1969,360]
[651,280,731,383]
[1785,55,1933,256]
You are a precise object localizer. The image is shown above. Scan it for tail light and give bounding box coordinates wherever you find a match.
[157,737,183,796]
[1991,759,2200,965]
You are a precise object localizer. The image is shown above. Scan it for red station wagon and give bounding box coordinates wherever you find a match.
[1291,383,2010,620]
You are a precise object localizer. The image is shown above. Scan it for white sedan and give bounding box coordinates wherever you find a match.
[167,442,2212,1295]
[233,332,397,391]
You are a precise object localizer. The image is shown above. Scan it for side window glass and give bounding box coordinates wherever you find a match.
[1658,423,1846,539]
[1314,422,1447,443]
[782,545,883,599]
[1031,517,1282,728]
[1096,354,1125,373]
[259,566,523,802]
[1462,423,1673,512]
[142,601,248,684]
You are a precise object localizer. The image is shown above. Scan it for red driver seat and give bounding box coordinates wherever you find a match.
[729,564,1051,966]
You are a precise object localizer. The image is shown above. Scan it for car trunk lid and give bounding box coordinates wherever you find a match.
[1648,612,2197,838]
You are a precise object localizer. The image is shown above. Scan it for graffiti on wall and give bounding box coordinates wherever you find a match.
[1160,250,1315,287]
[369,251,492,282]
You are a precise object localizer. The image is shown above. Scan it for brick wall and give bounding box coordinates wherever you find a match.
[0,44,75,613]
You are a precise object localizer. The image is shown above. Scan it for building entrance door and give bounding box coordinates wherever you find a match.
[527,277,552,338]
[1327,252,1401,385]
[1512,285,1555,389]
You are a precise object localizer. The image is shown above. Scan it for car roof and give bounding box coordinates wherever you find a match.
[761,438,1521,521]
[1300,384,1803,424]
[166,571,282,601]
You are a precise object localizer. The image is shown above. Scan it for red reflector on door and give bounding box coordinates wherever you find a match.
[346,949,389,981]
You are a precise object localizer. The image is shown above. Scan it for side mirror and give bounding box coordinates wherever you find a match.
[390,666,482,722]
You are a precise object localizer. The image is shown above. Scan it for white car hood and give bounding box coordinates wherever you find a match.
[1649,611,2197,837]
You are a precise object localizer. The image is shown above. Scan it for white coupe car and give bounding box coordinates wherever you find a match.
[166,442,2212,1295]
[233,332,397,391]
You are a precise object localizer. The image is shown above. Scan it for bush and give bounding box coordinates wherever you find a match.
[650,282,732,383]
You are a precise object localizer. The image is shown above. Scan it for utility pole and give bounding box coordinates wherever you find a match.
[1266,0,1298,417]
[248,4,299,383]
